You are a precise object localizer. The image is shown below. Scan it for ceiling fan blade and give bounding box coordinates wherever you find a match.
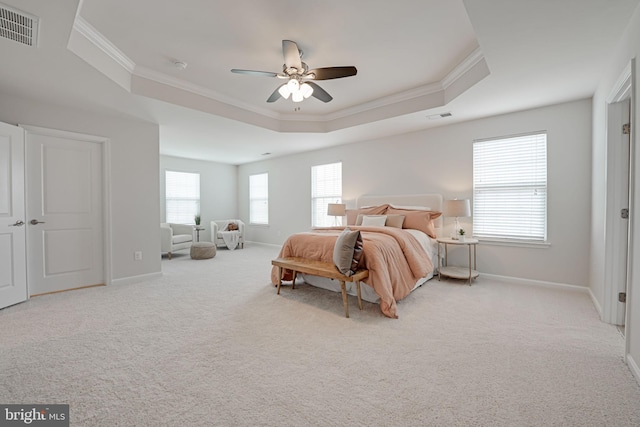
[266,85,284,103]
[282,40,302,71]
[231,69,279,78]
[306,66,358,80]
[306,82,333,103]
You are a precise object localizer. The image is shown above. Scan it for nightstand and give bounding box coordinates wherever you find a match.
[437,237,479,285]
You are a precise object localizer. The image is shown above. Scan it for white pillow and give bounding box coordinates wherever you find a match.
[390,204,432,211]
[361,215,387,227]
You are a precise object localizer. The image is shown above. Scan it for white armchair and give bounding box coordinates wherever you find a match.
[161,223,194,259]
[211,219,245,249]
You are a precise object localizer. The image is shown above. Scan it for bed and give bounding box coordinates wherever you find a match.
[271,194,443,318]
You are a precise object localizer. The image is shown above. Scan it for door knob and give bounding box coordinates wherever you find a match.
[30,219,46,225]
[9,220,25,227]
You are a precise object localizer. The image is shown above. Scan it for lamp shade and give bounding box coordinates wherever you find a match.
[443,199,471,217]
[327,203,346,216]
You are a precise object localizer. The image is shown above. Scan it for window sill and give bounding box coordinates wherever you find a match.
[477,238,550,249]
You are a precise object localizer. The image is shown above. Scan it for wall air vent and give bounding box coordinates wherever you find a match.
[0,3,39,47]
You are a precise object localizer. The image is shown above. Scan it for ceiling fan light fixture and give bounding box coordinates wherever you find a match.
[278,84,291,99]
[292,91,304,103]
[281,78,311,102]
[232,40,356,104]
[300,82,314,99]
[287,78,300,91]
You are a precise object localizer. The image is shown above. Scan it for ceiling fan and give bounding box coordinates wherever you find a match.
[231,40,357,103]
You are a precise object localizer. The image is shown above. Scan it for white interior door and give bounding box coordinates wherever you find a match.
[0,122,27,309]
[619,99,631,326]
[604,98,631,326]
[25,127,104,296]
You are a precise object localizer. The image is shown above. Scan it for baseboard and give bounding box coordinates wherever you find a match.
[588,288,604,319]
[30,283,105,297]
[110,271,162,286]
[627,353,640,385]
[480,273,589,293]
[245,240,282,248]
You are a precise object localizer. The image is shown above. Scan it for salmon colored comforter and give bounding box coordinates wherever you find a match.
[270,226,433,318]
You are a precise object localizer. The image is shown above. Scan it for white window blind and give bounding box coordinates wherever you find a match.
[166,170,200,224]
[311,162,342,227]
[473,132,547,241]
[249,173,269,225]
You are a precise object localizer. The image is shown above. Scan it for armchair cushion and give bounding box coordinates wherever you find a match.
[170,223,194,236]
[172,234,192,244]
[211,219,245,249]
[161,223,194,258]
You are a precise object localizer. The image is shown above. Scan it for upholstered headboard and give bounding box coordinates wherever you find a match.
[356,194,444,232]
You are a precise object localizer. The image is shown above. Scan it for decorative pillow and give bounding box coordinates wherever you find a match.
[333,228,364,276]
[356,214,385,226]
[386,207,442,238]
[385,214,405,228]
[361,215,387,227]
[345,204,388,225]
[350,233,364,274]
[226,222,238,231]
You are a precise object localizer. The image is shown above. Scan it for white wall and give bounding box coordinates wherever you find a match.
[160,155,238,242]
[591,4,640,381]
[0,92,161,281]
[238,99,592,287]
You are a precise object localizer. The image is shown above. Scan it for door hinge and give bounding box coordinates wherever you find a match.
[623,123,631,135]
[621,208,629,219]
[619,292,627,303]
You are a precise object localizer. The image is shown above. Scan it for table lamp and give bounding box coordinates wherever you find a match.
[327,203,346,226]
[443,199,471,239]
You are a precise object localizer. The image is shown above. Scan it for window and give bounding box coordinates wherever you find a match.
[311,162,342,227]
[249,173,269,225]
[473,132,547,242]
[165,170,200,224]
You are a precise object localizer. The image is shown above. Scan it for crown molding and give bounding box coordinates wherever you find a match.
[321,82,445,122]
[72,16,135,73]
[441,46,485,89]
[133,66,281,120]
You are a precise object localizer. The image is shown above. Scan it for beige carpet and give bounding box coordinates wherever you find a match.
[1,243,639,426]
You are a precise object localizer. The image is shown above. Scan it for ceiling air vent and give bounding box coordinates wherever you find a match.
[427,112,453,120]
[0,3,39,47]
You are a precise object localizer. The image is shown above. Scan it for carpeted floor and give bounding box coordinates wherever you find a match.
[1,243,639,426]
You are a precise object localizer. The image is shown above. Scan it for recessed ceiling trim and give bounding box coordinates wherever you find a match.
[73,16,135,73]
[320,82,445,122]
[68,13,489,133]
[133,48,488,125]
[134,64,475,125]
[133,65,282,120]
[441,47,485,89]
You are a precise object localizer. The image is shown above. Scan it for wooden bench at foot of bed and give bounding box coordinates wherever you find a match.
[271,257,369,318]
